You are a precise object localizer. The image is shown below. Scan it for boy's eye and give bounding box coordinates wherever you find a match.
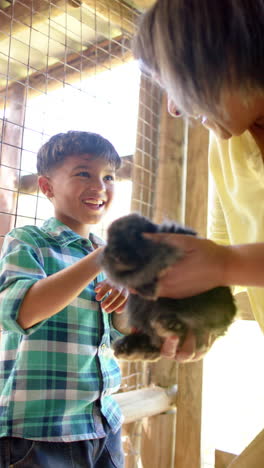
[104,175,115,181]
[76,171,90,177]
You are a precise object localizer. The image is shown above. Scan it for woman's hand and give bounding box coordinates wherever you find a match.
[160,331,217,362]
[144,233,229,298]
[95,280,129,314]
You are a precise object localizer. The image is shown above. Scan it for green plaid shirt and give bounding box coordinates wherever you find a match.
[0,218,123,442]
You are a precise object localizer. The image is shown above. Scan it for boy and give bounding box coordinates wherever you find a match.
[0,131,128,467]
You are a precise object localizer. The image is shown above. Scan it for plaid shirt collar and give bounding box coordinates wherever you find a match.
[41,217,105,248]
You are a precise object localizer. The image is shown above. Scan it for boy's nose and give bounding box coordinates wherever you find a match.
[89,178,105,192]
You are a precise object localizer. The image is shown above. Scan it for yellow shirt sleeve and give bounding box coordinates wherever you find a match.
[208,130,264,330]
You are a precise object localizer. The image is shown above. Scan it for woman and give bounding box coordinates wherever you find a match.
[133,0,264,361]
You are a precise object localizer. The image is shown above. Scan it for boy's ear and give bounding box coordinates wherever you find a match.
[38,175,54,199]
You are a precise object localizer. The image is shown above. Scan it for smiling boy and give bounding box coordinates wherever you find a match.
[0,131,128,467]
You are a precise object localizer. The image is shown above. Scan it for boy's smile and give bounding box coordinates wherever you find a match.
[39,154,116,237]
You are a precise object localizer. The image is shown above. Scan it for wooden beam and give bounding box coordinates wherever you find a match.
[0,34,132,98]
[154,93,187,224]
[113,385,177,424]
[174,122,209,468]
[147,92,208,468]
[215,449,237,468]
[0,81,26,248]
[174,361,203,468]
[141,410,177,468]
[227,429,264,468]
[18,155,133,194]
[0,0,136,38]
[30,34,132,91]
[0,0,77,36]
[150,93,186,397]
[81,0,136,34]
[184,121,209,237]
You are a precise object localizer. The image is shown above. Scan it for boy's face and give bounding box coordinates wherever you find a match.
[39,154,116,236]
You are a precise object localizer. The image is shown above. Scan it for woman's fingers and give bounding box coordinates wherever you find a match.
[161,330,214,362]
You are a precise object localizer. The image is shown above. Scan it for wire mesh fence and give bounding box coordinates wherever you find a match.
[0,1,163,466]
[0,0,142,243]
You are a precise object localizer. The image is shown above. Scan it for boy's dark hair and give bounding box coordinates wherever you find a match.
[37,131,121,175]
[133,0,264,115]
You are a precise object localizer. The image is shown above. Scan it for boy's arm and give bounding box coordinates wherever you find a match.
[17,247,103,329]
[0,230,105,332]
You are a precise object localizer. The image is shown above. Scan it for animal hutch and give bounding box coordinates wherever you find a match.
[0,1,264,467]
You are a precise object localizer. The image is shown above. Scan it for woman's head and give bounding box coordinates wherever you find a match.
[133,0,264,135]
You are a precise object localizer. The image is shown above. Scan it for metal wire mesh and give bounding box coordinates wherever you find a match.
[131,73,162,218]
[0,0,141,245]
[0,2,162,466]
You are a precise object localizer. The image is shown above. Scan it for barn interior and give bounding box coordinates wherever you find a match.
[1,1,264,467]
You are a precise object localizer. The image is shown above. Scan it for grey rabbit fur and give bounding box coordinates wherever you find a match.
[100,213,237,361]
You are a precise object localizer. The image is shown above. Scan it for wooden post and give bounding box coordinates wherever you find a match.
[151,91,186,393]
[215,449,236,468]
[114,385,177,468]
[153,94,187,225]
[174,122,209,468]
[0,82,26,248]
[123,76,163,467]
[227,429,264,468]
[151,94,209,468]
[141,410,177,468]
[150,95,209,468]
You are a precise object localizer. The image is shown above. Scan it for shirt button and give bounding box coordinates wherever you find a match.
[100,344,107,352]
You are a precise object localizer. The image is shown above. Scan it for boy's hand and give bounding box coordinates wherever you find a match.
[95,280,129,314]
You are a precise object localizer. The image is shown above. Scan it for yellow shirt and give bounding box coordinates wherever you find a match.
[208,130,264,331]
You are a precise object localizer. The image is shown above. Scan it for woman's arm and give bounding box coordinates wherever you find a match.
[143,233,264,299]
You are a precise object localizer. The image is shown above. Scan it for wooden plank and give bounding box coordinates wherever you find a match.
[0,81,26,248]
[174,361,203,468]
[184,122,209,237]
[174,122,209,468]
[215,449,237,468]
[227,429,264,468]
[82,0,136,34]
[154,94,187,224]
[123,420,143,468]
[113,386,177,424]
[151,96,208,468]
[0,0,74,36]
[151,93,186,389]
[141,410,177,468]
[18,155,133,194]
[0,34,132,97]
[0,0,135,37]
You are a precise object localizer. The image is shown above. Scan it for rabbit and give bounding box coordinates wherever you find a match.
[100,213,237,361]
